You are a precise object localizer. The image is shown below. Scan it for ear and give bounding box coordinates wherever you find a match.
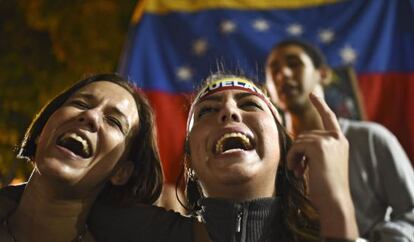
[110,161,134,186]
[318,65,333,87]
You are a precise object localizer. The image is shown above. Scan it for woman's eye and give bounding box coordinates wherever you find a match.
[288,60,301,69]
[71,100,89,109]
[197,107,216,118]
[106,116,124,132]
[271,64,280,74]
[240,101,263,111]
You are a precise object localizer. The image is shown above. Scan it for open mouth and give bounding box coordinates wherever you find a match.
[56,132,92,159]
[281,84,297,95]
[215,132,254,154]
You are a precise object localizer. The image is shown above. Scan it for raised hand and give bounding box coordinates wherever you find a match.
[287,93,359,239]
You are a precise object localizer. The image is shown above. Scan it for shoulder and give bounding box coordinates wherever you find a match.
[340,119,411,169]
[89,202,194,242]
[0,184,24,220]
[339,118,395,142]
[90,201,190,224]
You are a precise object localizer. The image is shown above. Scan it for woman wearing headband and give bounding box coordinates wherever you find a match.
[0,74,163,241]
[184,73,359,242]
[87,73,361,242]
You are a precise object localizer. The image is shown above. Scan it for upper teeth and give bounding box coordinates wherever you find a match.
[62,133,89,154]
[215,132,251,153]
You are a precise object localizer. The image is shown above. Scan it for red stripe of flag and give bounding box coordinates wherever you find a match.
[144,91,190,183]
[358,73,414,165]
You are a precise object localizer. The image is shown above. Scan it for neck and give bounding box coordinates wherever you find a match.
[9,173,97,242]
[288,101,324,137]
[205,179,275,202]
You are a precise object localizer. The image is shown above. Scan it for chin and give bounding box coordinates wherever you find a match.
[36,159,83,186]
[216,167,257,186]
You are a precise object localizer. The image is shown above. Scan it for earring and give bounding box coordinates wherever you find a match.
[184,156,197,181]
[184,156,203,213]
[187,167,197,181]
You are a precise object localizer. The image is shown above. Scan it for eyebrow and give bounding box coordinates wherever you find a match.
[285,54,301,61]
[198,92,259,104]
[72,93,130,134]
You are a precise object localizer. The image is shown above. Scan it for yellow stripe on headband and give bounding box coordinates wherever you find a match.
[186,76,282,132]
[196,77,266,101]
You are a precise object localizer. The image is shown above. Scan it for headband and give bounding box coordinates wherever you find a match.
[186,77,281,131]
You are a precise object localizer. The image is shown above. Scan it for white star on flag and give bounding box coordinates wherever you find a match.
[252,19,270,32]
[319,29,335,43]
[286,23,303,36]
[176,66,193,81]
[220,20,237,33]
[192,39,208,56]
[340,45,357,64]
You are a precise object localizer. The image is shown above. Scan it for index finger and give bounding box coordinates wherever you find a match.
[309,92,341,132]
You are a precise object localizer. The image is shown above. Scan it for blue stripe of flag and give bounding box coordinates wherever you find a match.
[120,0,414,93]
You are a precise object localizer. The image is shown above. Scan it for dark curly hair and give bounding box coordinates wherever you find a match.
[269,39,327,69]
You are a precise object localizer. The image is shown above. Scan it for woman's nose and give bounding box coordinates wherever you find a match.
[275,66,292,83]
[219,103,241,123]
[77,109,101,132]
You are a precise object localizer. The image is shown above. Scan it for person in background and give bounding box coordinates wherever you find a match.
[265,39,414,242]
[0,74,163,241]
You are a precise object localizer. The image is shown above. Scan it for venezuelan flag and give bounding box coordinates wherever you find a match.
[119,0,414,183]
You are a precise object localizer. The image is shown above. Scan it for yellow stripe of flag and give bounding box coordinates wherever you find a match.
[139,0,342,16]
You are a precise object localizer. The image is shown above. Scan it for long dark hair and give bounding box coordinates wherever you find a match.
[18,73,163,205]
[181,73,321,241]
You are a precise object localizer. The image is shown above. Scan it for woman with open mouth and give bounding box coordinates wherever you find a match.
[0,74,163,242]
[184,73,360,242]
[64,73,361,242]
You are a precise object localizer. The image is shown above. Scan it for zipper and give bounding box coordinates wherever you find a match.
[235,205,244,242]
[236,209,243,233]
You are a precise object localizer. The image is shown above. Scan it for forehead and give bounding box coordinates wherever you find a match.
[196,89,261,103]
[268,44,310,63]
[72,81,139,125]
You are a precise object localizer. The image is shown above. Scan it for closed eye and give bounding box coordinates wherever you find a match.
[106,116,125,134]
[287,59,302,69]
[239,100,264,111]
[197,106,217,118]
[70,100,90,110]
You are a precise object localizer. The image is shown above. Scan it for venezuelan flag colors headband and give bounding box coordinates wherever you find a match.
[187,77,282,131]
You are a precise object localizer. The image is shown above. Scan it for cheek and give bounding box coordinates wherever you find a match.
[302,69,318,90]
[37,106,76,143]
[92,138,128,178]
[258,117,280,158]
[188,128,210,171]
[36,112,64,153]
[100,133,128,160]
[188,136,203,166]
[189,123,209,151]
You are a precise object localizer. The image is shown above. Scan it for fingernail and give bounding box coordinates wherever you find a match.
[309,92,318,99]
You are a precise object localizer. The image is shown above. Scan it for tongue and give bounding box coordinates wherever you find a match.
[57,137,89,158]
[222,137,246,152]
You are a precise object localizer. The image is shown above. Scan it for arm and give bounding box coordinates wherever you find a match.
[369,124,414,242]
[89,202,194,242]
[287,93,359,240]
[0,185,23,219]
